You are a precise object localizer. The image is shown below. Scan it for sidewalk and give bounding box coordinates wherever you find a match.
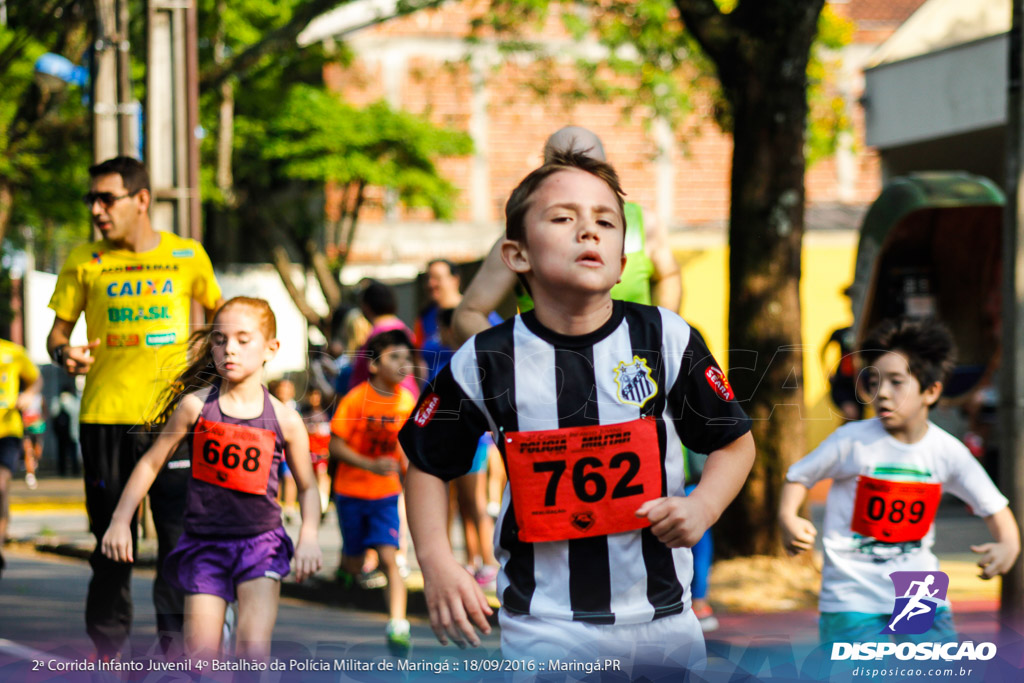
[4,475,1006,645]
[5,474,496,622]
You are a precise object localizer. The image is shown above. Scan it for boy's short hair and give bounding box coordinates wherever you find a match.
[437,307,455,330]
[359,279,397,317]
[428,258,460,280]
[366,329,413,365]
[88,156,150,194]
[858,317,956,391]
[504,150,626,245]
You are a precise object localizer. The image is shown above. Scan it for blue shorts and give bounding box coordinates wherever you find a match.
[163,526,294,602]
[0,437,21,472]
[468,437,491,473]
[334,494,400,555]
[820,607,957,646]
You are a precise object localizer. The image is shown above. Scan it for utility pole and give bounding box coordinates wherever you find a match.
[92,0,119,160]
[147,0,202,241]
[1001,0,1024,636]
[93,0,137,161]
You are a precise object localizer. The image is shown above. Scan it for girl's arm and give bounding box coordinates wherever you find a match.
[279,403,323,582]
[100,394,203,563]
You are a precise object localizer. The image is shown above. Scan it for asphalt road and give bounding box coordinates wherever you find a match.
[0,550,504,682]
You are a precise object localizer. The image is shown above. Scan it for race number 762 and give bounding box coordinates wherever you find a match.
[533,452,644,506]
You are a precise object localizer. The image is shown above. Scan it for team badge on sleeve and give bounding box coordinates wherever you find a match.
[614,356,657,408]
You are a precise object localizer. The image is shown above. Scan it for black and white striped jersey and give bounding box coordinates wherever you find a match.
[399,300,751,625]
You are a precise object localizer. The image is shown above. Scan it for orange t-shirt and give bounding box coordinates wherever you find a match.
[330,381,415,499]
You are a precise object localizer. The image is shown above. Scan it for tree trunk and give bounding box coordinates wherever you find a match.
[0,181,12,247]
[271,244,329,335]
[674,0,826,557]
[718,70,809,557]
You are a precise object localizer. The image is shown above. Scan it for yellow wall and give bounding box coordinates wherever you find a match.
[672,230,858,451]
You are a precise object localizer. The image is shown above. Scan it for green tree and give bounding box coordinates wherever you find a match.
[0,1,92,271]
[472,0,847,556]
[195,2,473,336]
[259,86,474,333]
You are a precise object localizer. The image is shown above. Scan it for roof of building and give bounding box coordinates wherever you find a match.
[867,0,1009,68]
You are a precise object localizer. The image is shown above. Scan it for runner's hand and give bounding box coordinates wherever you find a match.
[292,538,323,582]
[779,513,818,556]
[367,457,400,475]
[420,555,492,647]
[101,521,134,564]
[14,392,34,412]
[636,496,714,548]
[972,541,1017,579]
[64,339,101,375]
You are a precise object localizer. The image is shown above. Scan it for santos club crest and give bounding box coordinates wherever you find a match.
[614,356,658,408]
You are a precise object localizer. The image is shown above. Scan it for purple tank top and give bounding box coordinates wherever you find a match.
[183,384,285,537]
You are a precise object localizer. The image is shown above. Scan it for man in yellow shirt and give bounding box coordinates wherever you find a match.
[0,338,42,578]
[46,156,223,658]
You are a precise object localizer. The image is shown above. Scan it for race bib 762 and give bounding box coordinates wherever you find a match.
[505,417,662,542]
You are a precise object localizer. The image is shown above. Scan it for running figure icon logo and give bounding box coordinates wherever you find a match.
[884,571,949,635]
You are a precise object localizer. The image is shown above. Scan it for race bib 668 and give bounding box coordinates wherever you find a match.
[191,417,276,495]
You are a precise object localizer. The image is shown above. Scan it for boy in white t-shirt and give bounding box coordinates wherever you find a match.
[778,317,1020,645]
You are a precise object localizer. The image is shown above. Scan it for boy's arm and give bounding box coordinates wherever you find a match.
[452,238,515,346]
[636,431,755,548]
[972,507,1021,580]
[778,480,818,556]
[406,463,492,646]
[328,433,399,475]
[279,404,323,582]
[101,396,200,563]
[15,374,43,413]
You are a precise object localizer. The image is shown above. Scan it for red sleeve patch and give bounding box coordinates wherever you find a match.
[705,366,735,401]
[413,393,441,427]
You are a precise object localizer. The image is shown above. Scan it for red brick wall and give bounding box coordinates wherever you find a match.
[321,0,913,244]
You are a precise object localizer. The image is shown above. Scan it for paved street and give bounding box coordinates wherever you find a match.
[2,475,1021,682]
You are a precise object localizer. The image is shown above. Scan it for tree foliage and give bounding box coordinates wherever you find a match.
[469,0,846,556]
[471,0,851,159]
[195,0,474,334]
[0,1,92,275]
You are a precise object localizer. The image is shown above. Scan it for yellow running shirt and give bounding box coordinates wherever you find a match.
[0,339,40,439]
[48,232,222,425]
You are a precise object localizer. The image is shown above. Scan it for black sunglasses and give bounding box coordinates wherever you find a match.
[82,190,140,207]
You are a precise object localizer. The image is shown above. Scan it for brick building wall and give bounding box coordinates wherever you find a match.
[311,0,927,265]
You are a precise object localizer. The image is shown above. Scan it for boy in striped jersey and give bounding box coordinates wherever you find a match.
[400,151,755,671]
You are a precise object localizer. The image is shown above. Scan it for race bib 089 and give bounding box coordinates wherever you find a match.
[504,417,662,543]
[191,417,276,495]
[851,475,942,543]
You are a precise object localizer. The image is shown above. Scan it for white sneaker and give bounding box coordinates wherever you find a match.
[385,619,411,656]
[25,473,37,489]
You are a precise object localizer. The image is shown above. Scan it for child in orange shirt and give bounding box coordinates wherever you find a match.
[329,329,416,655]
